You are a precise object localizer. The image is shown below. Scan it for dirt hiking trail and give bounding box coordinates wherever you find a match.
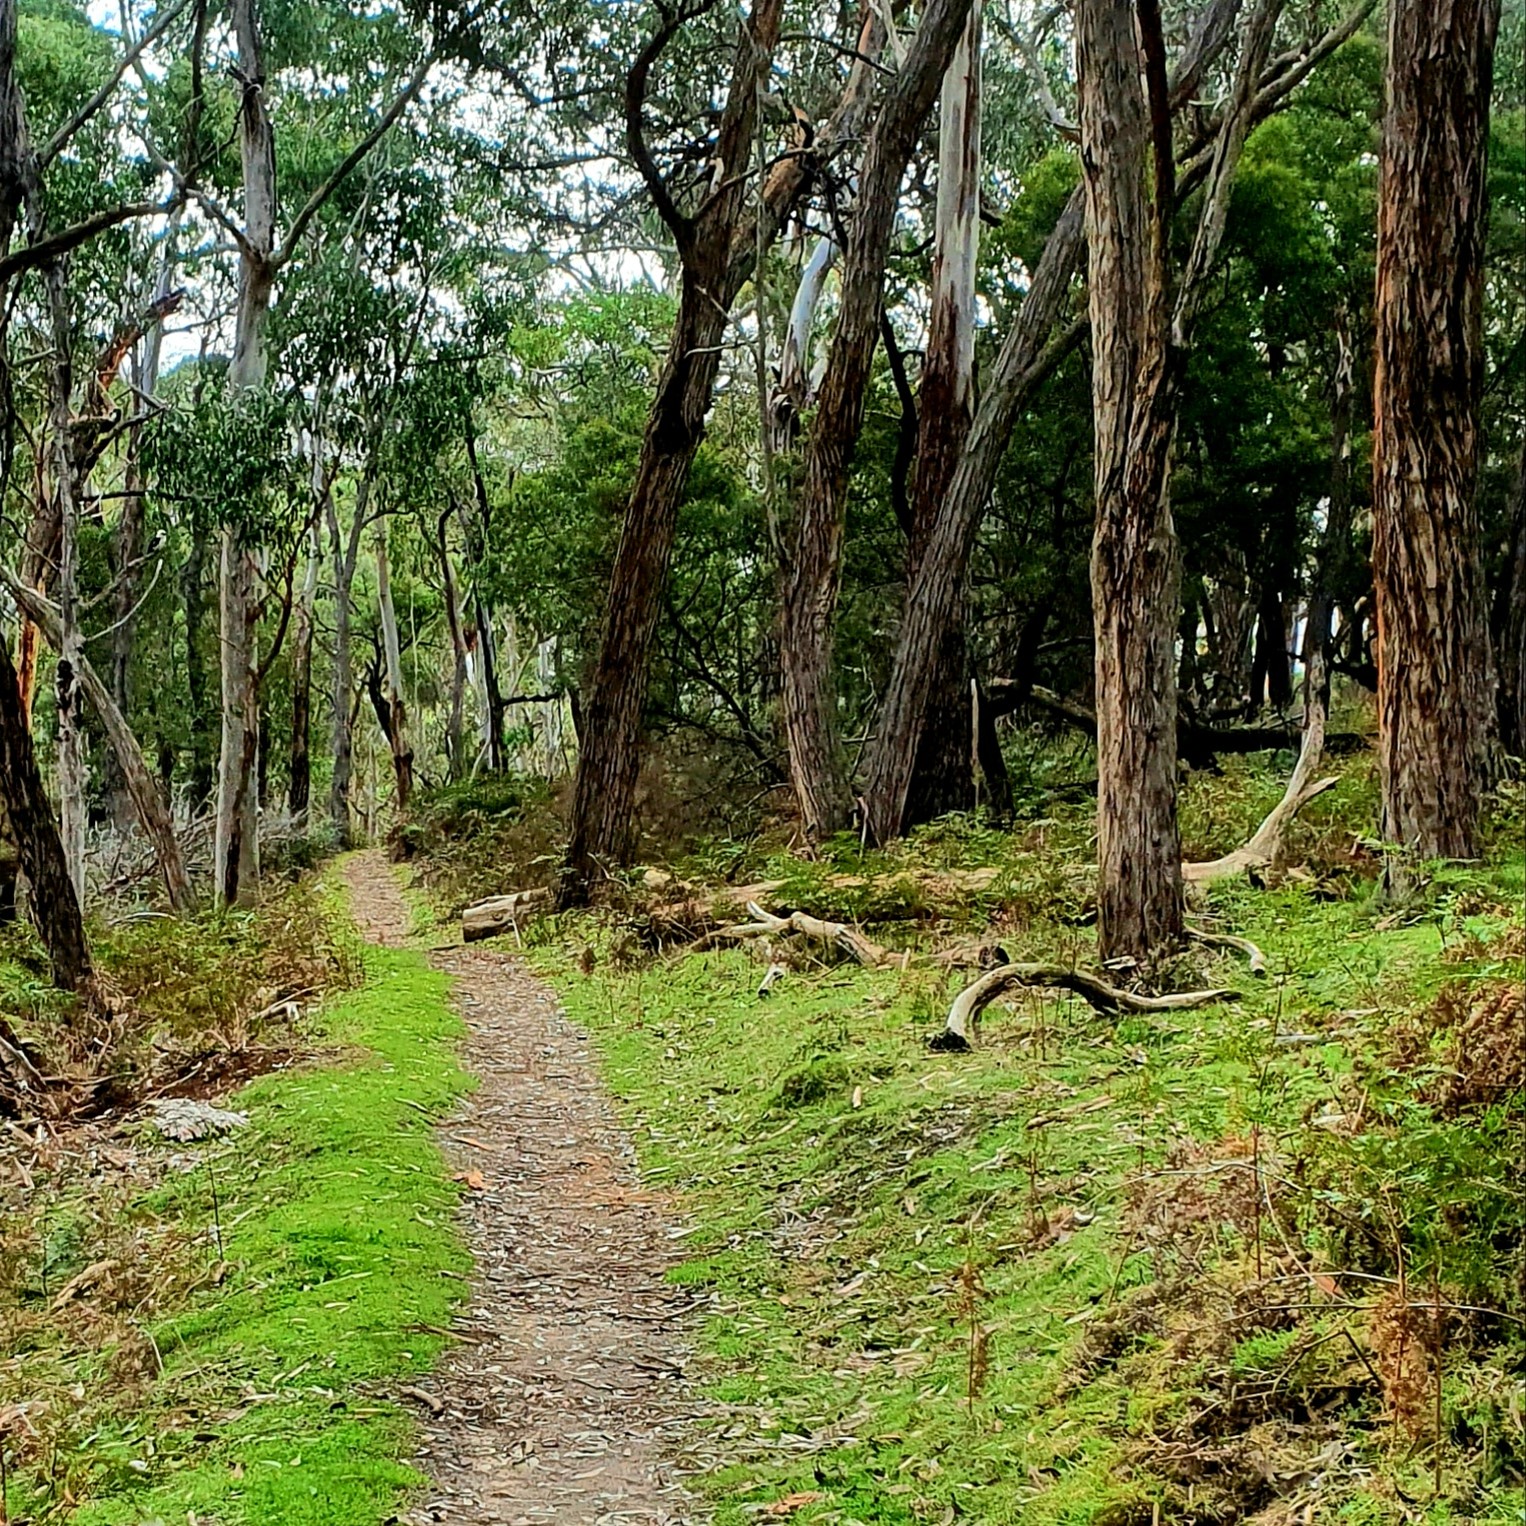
[342,851,704,1525]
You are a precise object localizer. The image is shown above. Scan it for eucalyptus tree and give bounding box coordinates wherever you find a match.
[1371,0,1502,865]
[192,0,454,904]
[557,0,897,903]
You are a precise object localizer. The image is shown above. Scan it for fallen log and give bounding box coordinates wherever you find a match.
[938,963,1240,1050]
[1012,682,1366,765]
[694,901,898,968]
[461,887,550,941]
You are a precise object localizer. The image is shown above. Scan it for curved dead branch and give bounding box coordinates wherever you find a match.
[939,963,1240,1050]
[1185,925,1267,976]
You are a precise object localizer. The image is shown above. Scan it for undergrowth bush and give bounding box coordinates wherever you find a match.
[0,880,361,1120]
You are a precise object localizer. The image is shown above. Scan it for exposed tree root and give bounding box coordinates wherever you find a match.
[936,964,1241,1051]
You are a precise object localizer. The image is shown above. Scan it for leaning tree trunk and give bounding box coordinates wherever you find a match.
[0,634,91,992]
[372,514,414,811]
[1371,0,1501,862]
[900,0,982,827]
[3,573,195,912]
[861,192,1086,842]
[779,0,977,841]
[560,0,791,903]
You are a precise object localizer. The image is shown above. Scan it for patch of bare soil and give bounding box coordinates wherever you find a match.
[341,852,705,1525]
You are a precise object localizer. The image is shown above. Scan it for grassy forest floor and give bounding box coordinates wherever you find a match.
[2,748,1523,1525]
[413,750,1526,1525]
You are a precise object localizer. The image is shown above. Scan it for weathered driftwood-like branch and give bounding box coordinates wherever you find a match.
[694,901,898,967]
[1183,675,1337,886]
[939,963,1240,1050]
[461,888,550,941]
[1186,925,1268,976]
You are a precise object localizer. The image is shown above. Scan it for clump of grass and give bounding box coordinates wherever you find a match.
[0,880,361,1120]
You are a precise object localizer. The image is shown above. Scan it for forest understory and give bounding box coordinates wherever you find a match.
[2,0,1524,1518]
[3,743,1522,1526]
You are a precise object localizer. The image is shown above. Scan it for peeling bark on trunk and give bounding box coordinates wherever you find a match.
[1371,0,1500,862]
[779,0,978,841]
[0,635,91,992]
[900,1,983,827]
[215,0,276,906]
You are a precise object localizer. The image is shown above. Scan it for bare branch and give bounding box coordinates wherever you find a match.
[0,199,173,285]
[39,0,194,168]
[274,47,441,266]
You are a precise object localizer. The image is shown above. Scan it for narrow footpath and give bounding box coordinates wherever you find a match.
[342,851,703,1526]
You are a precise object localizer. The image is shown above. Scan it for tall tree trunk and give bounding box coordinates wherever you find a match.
[372,515,414,811]
[44,258,87,901]
[1078,0,1279,959]
[183,532,215,809]
[438,508,469,780]
[327,469,368,845]
[861,193,1086,841]
[1497,443,1526,760]
[560,0,794,903]
[288,521,319,819]
[0,635,91,991]
[901,0,982,827]
[779,0,977,841]
[1301,301,1355,716]
[110,213,179,820]
[215,0,276,905]
[1371,0,1500,862]
[463,426,507,770]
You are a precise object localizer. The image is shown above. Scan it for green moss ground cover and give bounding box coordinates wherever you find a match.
[522,766,1524,1524]
[3,876,470,1525]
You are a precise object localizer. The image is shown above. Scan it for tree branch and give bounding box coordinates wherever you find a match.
[39,0,194,168]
